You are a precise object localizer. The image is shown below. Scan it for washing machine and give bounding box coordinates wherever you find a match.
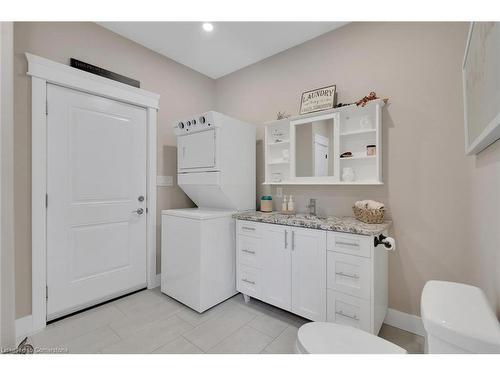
[161,111,255,312]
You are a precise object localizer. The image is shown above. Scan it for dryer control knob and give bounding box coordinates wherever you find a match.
[178,122,185,129]
[199,116,206,124]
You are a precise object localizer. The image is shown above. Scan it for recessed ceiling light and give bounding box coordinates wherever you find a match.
[202,23,214,32]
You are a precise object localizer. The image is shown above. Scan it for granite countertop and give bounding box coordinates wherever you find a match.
[233,211,391,236]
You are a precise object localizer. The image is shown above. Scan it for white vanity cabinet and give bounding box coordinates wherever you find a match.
[236,221,327,321]
[325,231,388,334]
[236,219,388,335]
[290,227,327,322]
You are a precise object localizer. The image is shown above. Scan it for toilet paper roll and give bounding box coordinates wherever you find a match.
[383,237,396,251]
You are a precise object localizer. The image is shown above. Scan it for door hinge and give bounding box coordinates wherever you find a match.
[46,285,48,300]
[45,101,48,115]
[45,194,48,208]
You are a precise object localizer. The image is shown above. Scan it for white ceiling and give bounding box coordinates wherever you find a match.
[98,22,347,79]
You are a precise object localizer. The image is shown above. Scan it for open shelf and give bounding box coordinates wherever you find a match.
[340,154,376,161]
[340,129,376,137]
[268,159,290,165]
[262,180,383,185]
[267,140,290,146]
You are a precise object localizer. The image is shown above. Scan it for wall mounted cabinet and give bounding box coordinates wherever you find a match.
[264,99,384,185]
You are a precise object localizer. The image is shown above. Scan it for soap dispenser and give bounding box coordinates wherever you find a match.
[282,195,288,212]
[288,195,294,212]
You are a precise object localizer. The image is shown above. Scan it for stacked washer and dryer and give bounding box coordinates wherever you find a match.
[161,111,255,313]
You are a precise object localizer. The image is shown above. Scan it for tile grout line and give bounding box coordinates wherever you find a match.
[180,309,258,352]
[259,325,295,354]
[244,317,280,341]
[179,336,207,354]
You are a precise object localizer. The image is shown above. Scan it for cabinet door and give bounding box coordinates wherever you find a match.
[291,227,327,321]
[261,224,292,311]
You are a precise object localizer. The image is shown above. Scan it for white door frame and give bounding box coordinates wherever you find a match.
[1,21,16,348]
[27,53,160,332]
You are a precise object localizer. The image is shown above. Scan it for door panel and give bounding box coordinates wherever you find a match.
[177,130,216,170]
[314,141,329,176]
[47,84,147,319]
[291,227,327,321]
[261,224,292,311]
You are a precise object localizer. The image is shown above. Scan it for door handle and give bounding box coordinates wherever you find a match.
[285,230,288,249]
[132,208,144,215]
[292,231,295,250]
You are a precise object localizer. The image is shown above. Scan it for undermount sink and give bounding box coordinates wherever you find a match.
[288,213,324,221]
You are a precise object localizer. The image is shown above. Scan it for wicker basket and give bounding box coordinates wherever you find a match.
[353,206,385,224]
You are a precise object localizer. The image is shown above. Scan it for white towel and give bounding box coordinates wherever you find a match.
[355,200,368,209]
[355,200,384,210]
[367,200,384,210]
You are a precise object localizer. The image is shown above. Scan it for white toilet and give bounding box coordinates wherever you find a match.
[421,280,500,353]
[296,280,500,354]
[295,322,406,354]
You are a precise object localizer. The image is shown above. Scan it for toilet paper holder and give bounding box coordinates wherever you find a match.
[374,234,392,249]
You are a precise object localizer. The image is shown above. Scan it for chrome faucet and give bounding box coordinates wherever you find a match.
[307,198,317,217]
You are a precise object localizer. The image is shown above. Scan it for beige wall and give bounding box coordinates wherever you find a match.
[13,22,213,318]
[216,22,475,316]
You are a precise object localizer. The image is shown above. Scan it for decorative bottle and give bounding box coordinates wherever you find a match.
[282,195,288,212]
[288,195,294,212]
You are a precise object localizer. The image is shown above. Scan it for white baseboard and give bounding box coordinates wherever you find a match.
[384,308,425,337]
[15,315,33,345]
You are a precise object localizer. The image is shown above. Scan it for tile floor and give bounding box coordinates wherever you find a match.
[28,288,424,354]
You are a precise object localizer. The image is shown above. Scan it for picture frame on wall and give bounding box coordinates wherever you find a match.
[299,85,337,115]
[463,22,500,155]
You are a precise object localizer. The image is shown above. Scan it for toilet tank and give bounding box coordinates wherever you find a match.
[421,280,500,353]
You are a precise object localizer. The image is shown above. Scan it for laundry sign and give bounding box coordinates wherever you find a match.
[299,85,337,115]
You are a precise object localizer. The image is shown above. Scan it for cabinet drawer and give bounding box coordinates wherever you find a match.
[327,232,371,258]
[327,252,371,300]
[237,265,262,299]
[237,235,260,268]
[237,220,261,237]
[327,290,371,333]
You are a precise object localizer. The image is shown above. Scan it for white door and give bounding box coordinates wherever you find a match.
[46,84,147,320]
[291,227,327,321]
[313,134,329,176]
[261,224,291,311]
[177,129,216,170]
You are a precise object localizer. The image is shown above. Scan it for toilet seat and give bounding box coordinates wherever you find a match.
[296,322,406,354]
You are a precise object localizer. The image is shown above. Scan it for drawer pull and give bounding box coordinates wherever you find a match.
[242,226,256,231]
[335,271,360,279]
[242,249,256,255]
[335,240,359,248]
[336,310,359,321]
[242,278,256,285]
